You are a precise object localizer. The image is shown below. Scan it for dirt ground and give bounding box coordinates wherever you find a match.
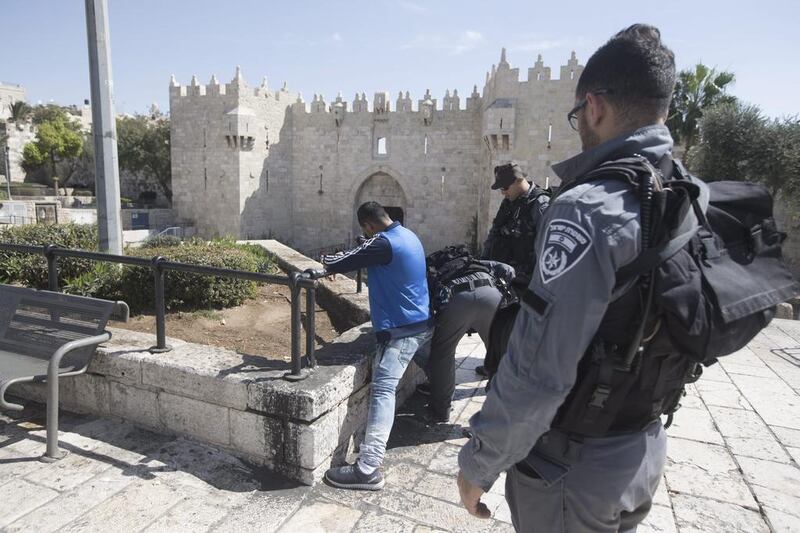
[114,284,341,361]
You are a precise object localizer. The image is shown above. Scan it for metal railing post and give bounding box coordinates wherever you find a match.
[285,272,308,381]
[356,268,362,293]
[150,256,172,353]
[305,281,317,368]
[45,244,59,292]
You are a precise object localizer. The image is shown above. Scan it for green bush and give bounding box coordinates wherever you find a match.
[118,241,267,313]
[1,226,277,314]
[62,262,122,300]
[0,223,98,287]
[140,234,182,249]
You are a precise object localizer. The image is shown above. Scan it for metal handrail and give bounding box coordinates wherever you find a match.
[0,242,318,380]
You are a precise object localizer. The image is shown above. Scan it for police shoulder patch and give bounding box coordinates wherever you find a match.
[539,218,593,284]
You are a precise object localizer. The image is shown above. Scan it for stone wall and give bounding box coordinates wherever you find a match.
[775,191,800,280]
[169,50,583,254]
[0,122,37,183]
[7,240,424,485]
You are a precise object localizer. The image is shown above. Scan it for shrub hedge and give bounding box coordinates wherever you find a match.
[0,224,277,313]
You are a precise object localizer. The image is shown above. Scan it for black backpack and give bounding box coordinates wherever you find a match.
[597,156,799,365]
[549,155,798,436]
[426,245,491,314]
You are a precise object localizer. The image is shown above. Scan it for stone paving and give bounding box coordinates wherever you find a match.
[2,319,800,532]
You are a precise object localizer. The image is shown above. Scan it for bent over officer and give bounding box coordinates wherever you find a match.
[417,255,515,422]
[457,24,701,531]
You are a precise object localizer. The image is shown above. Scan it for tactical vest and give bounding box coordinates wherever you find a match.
[546,155,797,437]
[488,186,550,279]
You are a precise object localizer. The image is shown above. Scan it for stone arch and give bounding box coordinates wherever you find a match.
[354,171,408,234]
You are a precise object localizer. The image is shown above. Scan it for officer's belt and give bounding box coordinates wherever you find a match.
[449,273,495,295]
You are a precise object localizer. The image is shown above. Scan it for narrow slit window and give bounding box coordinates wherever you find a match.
[424,134,428,155]
[377,137,387,155]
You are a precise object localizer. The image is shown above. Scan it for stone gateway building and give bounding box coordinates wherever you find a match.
[169,49,583,254]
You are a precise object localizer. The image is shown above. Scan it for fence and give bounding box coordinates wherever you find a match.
[0,242,319,380]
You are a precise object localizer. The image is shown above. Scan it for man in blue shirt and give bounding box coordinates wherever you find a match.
[322,201,432,490]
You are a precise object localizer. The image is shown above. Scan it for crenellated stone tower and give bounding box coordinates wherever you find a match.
[169,50,584,253]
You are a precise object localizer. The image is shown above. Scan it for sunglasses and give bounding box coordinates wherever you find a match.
[567,89,613,131]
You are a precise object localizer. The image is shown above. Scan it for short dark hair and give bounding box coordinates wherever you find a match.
[577,24,675,124]
[357,201,389,225]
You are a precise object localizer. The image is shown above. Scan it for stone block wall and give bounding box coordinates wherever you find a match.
[170,51,583,255]
[7,240,424,485]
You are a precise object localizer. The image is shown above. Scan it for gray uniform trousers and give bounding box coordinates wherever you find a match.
[427,282,502,414]
[505,421,667,533]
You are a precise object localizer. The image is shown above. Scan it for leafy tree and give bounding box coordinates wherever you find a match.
[31,104,81,130]
[688,102,800,196]
[116,114,171,200]
[8,101,31,122]
[668,64,736,153]
[21,114,84,183]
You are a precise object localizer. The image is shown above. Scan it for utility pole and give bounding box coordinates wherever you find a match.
[85,0,122,254]
[3,145,11,200]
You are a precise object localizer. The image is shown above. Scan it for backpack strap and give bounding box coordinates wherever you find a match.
[615,225,699,284]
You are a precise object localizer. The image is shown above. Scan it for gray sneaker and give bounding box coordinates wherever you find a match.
[324,464,385,491]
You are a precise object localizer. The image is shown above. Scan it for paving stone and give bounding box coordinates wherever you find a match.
[671,494,769,533]
[664,438,756,508]
[22,449,113,491]
[428,443,462,476]
[637,504,677,533]
[373,487,495,533]
[698,364,731,383]
[351,507,421,532]
[0,449,49,485]
[0,478,60,528]
[720,360,780,379]
[414,469,461,503]
[489,522,516,533]
[384,461,427,487]
[652,476,670,507]
[770,425,800,448]
[727,374,800,429]
[736,456,800,512]
[665,407,724,445]
[58,478,184,532]
[211,487,311,533]
[4,468,135,533]
[276,500,361,532]
[454,399,485,427]
[787,447,800,464]
[143,500,230,533]
[481,491,511,524]
[763,506,800,532]
[707,405,792,462]
[695,380,753,410]
[726,437,791,463]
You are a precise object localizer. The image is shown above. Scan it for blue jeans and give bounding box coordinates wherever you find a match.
[357,329,432,473]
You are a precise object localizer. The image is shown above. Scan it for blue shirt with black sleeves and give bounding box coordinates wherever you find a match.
[322,221,430,341]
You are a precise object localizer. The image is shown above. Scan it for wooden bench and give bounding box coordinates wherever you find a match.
[0,284,128,461]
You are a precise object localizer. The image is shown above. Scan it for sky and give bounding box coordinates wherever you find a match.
[3,0,798,119]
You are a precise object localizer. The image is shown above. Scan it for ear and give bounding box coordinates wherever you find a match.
[585,92,608,128]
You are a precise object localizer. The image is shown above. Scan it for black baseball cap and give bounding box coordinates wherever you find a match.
[491,162,525,190]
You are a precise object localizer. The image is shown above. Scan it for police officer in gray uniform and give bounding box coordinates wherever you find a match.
[457,25,702,532]
[420,258,515,422]
[482,162,550,290]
